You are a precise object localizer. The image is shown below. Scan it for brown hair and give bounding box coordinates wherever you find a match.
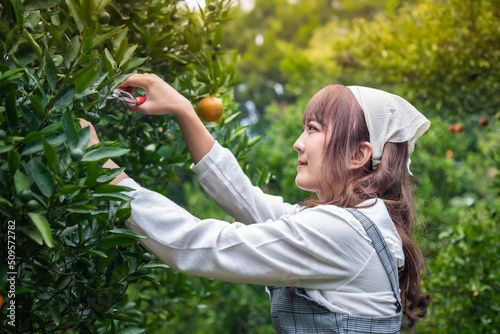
[303,85,430,326]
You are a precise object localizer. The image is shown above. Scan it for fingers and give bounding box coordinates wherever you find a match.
[79,118,91,128]
[120,73,155,91]
[77,118,100,147]
[123,101,147,114]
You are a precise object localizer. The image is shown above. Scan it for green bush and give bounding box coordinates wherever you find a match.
[0,0,255,332]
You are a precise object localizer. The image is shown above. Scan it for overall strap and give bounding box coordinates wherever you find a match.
[344,208,402,313]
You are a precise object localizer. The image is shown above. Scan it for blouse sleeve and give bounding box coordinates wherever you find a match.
[190,141,302,225]
[119,178,372,289]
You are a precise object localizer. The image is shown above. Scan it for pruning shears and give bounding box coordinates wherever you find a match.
[106,87,146,105]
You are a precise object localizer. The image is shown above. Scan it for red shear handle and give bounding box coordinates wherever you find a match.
[122,86,146,105]
[121,86,137,93]
[135,96,146,105]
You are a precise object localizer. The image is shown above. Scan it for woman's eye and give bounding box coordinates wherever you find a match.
[307,124,317,131]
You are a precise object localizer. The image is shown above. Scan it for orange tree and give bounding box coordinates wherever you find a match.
[0,0,255,332]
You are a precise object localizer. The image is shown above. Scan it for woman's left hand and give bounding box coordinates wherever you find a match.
[79,118,100,148]
[78,118,129,184]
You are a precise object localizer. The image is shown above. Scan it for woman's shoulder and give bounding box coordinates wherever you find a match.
[296,200,404,267]
[299,203,375,244]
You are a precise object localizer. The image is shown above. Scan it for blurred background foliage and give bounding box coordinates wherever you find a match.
[1,0,499,332]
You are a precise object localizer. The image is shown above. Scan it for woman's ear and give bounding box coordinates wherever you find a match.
[349,141,373,170]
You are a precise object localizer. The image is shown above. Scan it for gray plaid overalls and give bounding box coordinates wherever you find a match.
[268,208,403,333]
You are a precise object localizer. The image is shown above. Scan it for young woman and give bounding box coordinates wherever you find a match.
[81,73,431,333]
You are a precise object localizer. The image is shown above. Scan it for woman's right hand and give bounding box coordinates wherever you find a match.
[119,74,193,116]
[120,73,215,164]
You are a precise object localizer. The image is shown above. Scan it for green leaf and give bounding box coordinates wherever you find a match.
[19,226,44,245]
[20,105,40,131]
[76,126,90,151]
[96,0,113,12]
[42,138,60,173]
[82,147,130,162]
[223,111,241,124]
[97,248,116,271]
[228,126,248,142]
[81,249,108,258]
[92,192,132,202]
[26,0,59,11]
[62,108,78,149]
[0,196,14,208]
[85,161,99,187]
[98,235,137,247]
[28,213,54,247]
[164,53,188,65]
[96,168,125,183]
[80,0,96,22]
[7,0,24,26]
[212,26,224,47]
[106,313,141,324]
[257,166,270,188]
[40,121,62,134]
[43,21,66,52]
[0,145,14,154]
[0,68,24,89]
[24,68,46,96]
[53,84,75,111]
[31,159,55,197]
[122,57,147,71]
[14,170,29,193]
[108,229,146,239]
[140,263,170,270]
[44,51,58,91]
[116,204,131,222]
[75,67,100,93]
[103,48,115,73]
[121,272,158,284]
[8,149,21,172]
[5,91,18,130]
[23,132,65,155]
[22,28,43,61]
[94,184,132,193]
[119,45,137,68]
[65,0,85,32]
[47,304,61,326]
[92,26,124,50]
[59,186,84,198]
[248,135,265,148]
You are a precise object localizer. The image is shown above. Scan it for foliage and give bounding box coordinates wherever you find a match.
[420,201,500,333]
[329,0,500,119]
[224,0,390,118]
[0,0,256,332]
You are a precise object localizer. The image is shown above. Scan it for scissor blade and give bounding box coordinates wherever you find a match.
[119,96,138,104]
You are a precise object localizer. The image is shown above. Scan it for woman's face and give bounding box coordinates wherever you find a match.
[293,119,328,200]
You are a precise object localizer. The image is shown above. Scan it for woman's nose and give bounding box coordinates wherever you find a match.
[293,133,305,152]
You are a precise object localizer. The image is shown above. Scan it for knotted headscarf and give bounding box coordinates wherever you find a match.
[347,86,430,174]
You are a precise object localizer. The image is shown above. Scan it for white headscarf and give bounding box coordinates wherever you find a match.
[347,86,430,174]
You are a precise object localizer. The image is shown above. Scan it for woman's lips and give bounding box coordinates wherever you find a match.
[297,160,307,169]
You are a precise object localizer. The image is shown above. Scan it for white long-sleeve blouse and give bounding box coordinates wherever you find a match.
[120,141,405,316]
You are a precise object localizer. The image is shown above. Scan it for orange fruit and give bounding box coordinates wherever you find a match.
[445,150,453,158]
[453,123,464,132]
[478,117,489,127]
[0,294,3,309]
[197,96,224,122]
[448,124,456,133]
